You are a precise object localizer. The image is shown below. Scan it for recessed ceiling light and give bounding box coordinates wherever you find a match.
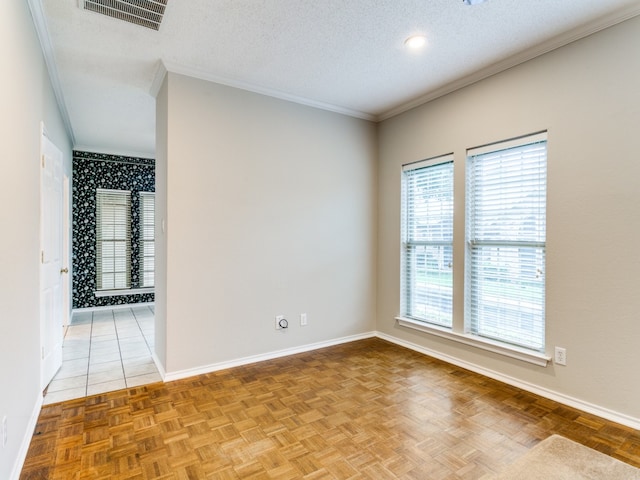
[463,0,488,4]
[404,35,427,50]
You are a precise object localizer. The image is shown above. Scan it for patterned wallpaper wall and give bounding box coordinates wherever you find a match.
[72,151,155,309]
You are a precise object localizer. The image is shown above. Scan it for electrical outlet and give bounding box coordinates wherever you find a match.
[554,347,567,366]
[275,315,285,330]
[2,416,7,448]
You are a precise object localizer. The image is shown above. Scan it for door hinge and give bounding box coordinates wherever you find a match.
[41,346,45,360]
[41,155,45,168]
[41,251,44,263]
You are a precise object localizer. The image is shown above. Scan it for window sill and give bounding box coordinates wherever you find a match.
[95,288,154,298]
[395,316,551,367]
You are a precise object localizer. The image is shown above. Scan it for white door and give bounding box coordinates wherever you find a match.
[40,132,65,390]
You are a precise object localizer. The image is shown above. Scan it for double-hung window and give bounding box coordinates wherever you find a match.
[466,133,547,352]
[401,155,454,328]
[139,192,155,287]
[96,189,155,294]
[96,189,131,290]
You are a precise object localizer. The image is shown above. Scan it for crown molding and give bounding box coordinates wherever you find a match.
[157,60,377,122]
[73,144,155,159]
[379,4,640,122]
[27,0,76,145]
[149,60,168,98]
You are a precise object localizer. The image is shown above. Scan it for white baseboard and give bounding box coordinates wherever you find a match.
[24,319,635,452]
[163,332,377,382]
[72,302,155,314]
[376,331,640,431]
[10,393,43,480]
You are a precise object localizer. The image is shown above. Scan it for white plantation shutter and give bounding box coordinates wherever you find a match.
[96,189,131,290]
[140,192,155,287]
[402,155,454,327]
[466,133,547,351]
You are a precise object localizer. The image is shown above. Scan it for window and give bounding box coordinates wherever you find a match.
[140,192,155,287]
[95,190,155,295]
[96,189,131,290]
[466,133,547,352]
[401,155,454,328]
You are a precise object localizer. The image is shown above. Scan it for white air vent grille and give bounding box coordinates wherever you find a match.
[82,0,168,31]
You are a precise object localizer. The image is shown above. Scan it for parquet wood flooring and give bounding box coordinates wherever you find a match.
[20,338,640,479]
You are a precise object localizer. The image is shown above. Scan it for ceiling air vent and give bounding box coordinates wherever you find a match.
[82,0,168,31]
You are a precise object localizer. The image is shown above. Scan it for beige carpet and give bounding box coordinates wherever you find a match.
[492,435,640,479]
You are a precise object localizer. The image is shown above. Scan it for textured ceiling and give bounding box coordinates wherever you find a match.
[34,0,640,157]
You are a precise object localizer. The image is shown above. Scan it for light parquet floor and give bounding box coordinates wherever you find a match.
[21,338,640,479]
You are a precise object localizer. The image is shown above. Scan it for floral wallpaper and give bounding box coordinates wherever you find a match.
[72,151,155,309]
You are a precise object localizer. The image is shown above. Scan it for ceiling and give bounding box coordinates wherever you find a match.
[32,0,640,158]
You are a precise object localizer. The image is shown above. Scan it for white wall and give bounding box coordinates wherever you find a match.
[0,1,72,477]
[377,15,640,422]
[156,73,377,375]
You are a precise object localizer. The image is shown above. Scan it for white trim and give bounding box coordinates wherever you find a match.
[163,332,376,382]
[468,131,547,157]
[27,0,76,145]
[30,318,637,430]
[402,153,454,171]
[96,187,132,194]
[73,144,156,159]
[159,60,377,122]
[10,394,44,480]
[149,60,168,98]
[95,287,154,297]
[379,5,640,122]
[396,316,551,367]
[24,0,640,136]
[157,329,638,429]
[72,302,154,314]
[376,331,640,431]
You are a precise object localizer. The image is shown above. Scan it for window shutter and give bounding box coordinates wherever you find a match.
[466,133,547,351]
[96,189,131,290]
[139,192,155,287]
[402,156,454,327]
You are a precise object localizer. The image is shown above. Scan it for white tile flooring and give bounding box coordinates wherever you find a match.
[44,305,162,405]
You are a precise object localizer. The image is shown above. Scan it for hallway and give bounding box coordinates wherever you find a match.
[43,305,161,404]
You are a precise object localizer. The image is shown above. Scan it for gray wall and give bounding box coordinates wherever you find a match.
[156,73,378,374]
[377,15,640,421]
[0,1,72,477]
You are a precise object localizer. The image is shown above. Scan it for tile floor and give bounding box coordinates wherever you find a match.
[43,305,162,405]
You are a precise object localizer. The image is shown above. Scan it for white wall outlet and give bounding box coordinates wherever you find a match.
[300,313,308,326]
[2,416,7,448]
[275,315,285,330]
[555,347,567,366]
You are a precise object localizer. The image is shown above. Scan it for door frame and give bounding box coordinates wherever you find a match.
[62,174,71,331]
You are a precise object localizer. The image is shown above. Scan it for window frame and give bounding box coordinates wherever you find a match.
[396,132,551,367]
[400,154,454,328]
[96,188,132,291]
[465,132,547,353]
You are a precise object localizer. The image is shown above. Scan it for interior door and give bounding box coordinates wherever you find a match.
[40,132,65,390]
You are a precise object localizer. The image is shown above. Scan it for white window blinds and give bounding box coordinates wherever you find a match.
[402,155,454,328]
[466,133,547,351]
[96,189,131,290]
[140,192,155,287]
